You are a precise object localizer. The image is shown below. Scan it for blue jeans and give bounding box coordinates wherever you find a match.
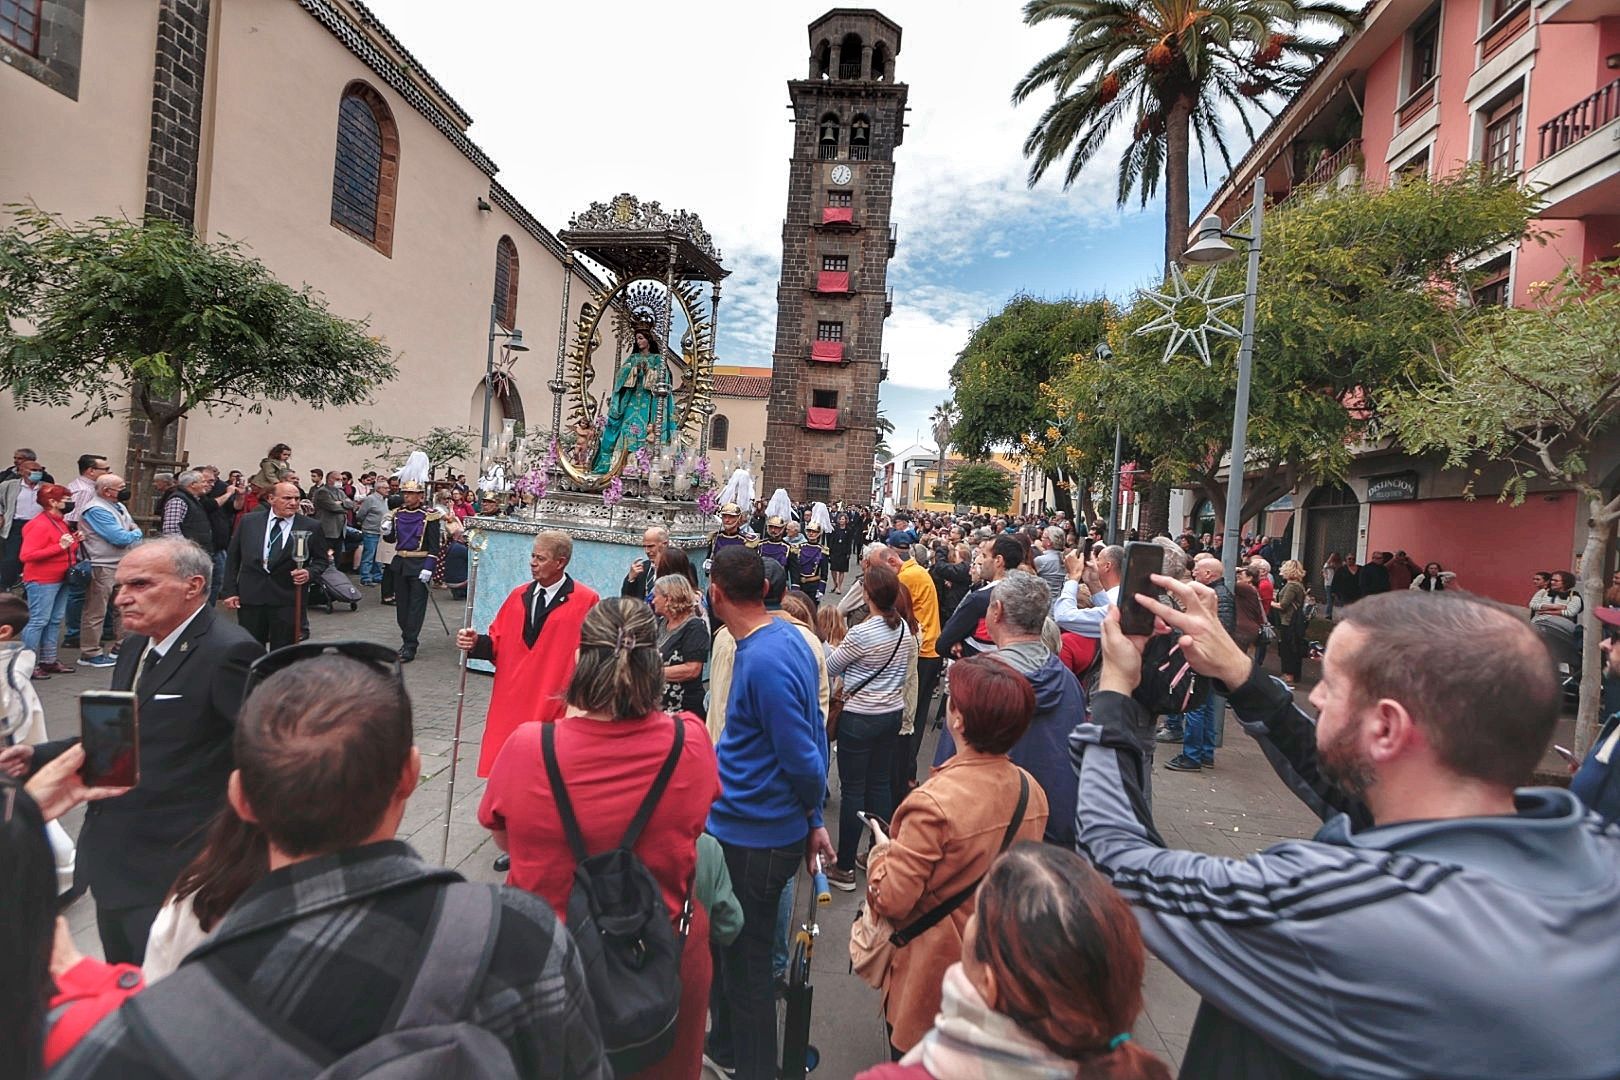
[209,550,228,605]
[63,571,87,642]
[1182,692,1226,766]
[359,533,381,583]
[835,707,901,870]
[24,581,69,664]
[772,876,794,983]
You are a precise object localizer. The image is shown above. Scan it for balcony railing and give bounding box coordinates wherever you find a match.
[817,143,838,160]
[1303,139,1363,186]
[839,63,862,79]
[885,285,894,315]
[850,145,871,161]
[880,352,890,381]
[1539,77,1620,159]
[888,221,898,255]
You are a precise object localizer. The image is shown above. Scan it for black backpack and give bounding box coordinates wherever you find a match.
[541,719,689,1077]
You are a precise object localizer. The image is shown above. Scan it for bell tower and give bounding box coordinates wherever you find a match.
[763,8,906,507]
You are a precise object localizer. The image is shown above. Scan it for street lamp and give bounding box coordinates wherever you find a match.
[481,303,529,465]
[1183,175,1263,590]
[1094,342,1122,545]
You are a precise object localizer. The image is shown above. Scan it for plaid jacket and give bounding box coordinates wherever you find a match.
[54,841,609,1079]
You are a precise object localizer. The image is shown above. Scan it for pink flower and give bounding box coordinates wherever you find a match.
[697,489,720,515]
[602,476,625,507]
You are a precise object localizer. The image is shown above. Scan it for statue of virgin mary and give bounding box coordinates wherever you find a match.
[590,326,677,473]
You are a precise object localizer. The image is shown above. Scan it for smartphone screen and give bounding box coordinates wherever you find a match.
[80,692,138,788]
[1117,541,1165,636]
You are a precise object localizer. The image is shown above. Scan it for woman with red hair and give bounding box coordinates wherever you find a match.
[864,654,1050,1058]
[859,843,1171,1080]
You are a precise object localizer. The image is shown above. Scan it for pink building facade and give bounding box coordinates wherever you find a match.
[1193,0,1620,605]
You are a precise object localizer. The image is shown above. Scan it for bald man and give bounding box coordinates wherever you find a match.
[621,525,669,606]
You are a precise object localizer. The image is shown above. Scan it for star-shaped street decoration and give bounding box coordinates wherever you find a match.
[1134,263,1244,367]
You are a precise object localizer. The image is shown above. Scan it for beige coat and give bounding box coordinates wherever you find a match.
[867,754,1049,1052]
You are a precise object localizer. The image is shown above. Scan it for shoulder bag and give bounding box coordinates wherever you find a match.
[827,623,906,743]
[848,772,1029,989]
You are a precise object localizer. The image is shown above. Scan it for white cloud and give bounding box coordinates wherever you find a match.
[375,0,1157,389]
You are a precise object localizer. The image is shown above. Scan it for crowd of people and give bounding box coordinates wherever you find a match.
[5,442,1620,1079]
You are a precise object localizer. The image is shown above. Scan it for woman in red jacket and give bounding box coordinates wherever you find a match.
[478,597,720,1079]
[19,485,80,679]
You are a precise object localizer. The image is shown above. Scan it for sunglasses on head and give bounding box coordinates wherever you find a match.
[243,640,402,704]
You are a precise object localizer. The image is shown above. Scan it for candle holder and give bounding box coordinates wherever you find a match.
[291,530,311,567]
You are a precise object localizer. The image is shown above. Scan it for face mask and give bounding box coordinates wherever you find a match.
[117,489,132,503]
[62,500,75,515]
[27,472,43,482]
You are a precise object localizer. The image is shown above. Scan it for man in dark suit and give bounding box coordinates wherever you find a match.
[222,480,328,649]
[0,537,261,963]
[620,525,668,605]
[1359,551,1392,597]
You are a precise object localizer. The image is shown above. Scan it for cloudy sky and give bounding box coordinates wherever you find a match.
[379,0,1202,450]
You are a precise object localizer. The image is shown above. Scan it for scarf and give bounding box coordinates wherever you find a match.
[900,964,1077,1080]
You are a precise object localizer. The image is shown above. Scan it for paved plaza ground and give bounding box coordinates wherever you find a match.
[35,576,1335,1077]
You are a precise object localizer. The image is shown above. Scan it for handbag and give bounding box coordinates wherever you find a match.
[849,772,1029,989]
[828,624,906,742]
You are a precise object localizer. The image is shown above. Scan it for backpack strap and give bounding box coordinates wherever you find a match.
[390,881,501,1029]
[541,720,590,865]
[619,716,685,851]
[541,715,686,858]
[889,772,1029,948]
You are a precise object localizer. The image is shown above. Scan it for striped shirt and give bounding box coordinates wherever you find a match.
[827,616,915,713]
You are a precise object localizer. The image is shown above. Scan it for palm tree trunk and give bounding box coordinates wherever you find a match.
[1162,94,1196,274]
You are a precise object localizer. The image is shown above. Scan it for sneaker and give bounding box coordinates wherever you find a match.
[825,866,858,891]
[1165,754,1205,772]
[81,654,119,668]
[1154,727,1185,743]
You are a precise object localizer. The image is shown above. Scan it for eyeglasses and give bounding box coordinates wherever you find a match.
[243,640,402,705]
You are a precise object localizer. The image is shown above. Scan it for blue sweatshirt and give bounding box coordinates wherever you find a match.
[707,618,828,848]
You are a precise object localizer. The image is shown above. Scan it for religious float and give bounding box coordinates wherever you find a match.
[463,194,734,666]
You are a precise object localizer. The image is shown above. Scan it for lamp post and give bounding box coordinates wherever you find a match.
[1095,342,1122,545]
[1183,175,1264,591]
[481,303,529,461]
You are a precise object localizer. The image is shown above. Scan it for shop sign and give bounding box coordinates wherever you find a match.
[1366,473,1418,503]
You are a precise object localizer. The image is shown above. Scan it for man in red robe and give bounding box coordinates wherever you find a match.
[456,529,599,780]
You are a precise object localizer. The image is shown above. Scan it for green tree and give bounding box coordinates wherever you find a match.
[1386,261,1620,754]
[875,409,895,463]
[346,423,476,476]
[1014,0,1356,274]
[1085,171,1539,536]
[950,295,1115,519]
[0,207,396,499]
[949,462,1016,512]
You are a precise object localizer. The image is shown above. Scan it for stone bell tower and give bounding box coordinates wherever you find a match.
[762,8,906,507]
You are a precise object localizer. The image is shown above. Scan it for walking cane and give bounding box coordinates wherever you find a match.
[441,530,485,866]
[291,531,312,645]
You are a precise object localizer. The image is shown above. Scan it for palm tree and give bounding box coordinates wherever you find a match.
[875,409,895,463]
[1014,0,1356,273]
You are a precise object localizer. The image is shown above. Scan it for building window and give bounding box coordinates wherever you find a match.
[710,414,730,450]
[1482,94,1522,178]
[812,389,839,410]
[330,82,399,257]
[1409,11,1439,90]
[1396,148,1431,182]
[828,189,853,207]
[1472,255,1511,306]
[822,255,849,272]
[1,0,42,54]
[1488,0,1523,22]
[492,236,520,329]
[872,42,891,82]
[816,320,844,341]
[851,114,872,160]
[838,32,863,79]
[819,112,840,160]
[806,472,832,503]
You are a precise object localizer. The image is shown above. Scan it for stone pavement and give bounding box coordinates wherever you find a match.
[35,579,1326,1077]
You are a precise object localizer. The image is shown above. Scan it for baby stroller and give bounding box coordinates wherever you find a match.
[1532,614,1581,701]
[307,564,361,614]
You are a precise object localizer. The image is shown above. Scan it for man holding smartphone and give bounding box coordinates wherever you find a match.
[1,537,260,964]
